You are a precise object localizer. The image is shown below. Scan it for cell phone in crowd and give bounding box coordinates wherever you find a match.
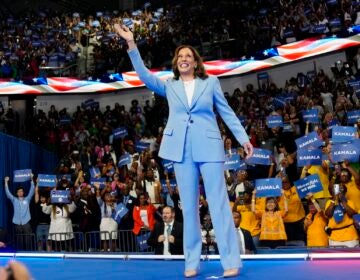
[333,184,340,195]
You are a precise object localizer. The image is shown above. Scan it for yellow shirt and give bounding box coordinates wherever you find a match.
[305,166,331,199]
[345,178,360,212]
[257,210,287,241]
[325,200,359,242]
[280,186,305,223]
[305,212,329,247]
[235,204,261,237]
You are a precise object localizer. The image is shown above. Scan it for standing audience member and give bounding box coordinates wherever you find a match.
[33,185,51,251]
[4,175,35,250]
[147,206,183,255]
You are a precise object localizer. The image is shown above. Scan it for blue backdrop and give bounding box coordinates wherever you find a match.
[0,133,58,228]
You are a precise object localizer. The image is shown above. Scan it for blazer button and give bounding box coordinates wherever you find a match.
[190,120,194,123]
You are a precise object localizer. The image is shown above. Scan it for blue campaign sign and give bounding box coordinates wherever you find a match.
[135,141,150,152]
[346,110,360,124]
[90,167,101,178]
[302,109,319,124]
[245,148,272,165]
[332,126,357,143]
[13,169,32,183]
[112,203,129,224]
[224,153,241,170]
[38,174,57,187]
[297,149,322,167]
[353,214,360,231]
[266,115,283,128]
[331,143,360,162]
[295,131,323,150]
[136,231,151,251]
[238,115,247,126]
[113,127,128,139]
[255,178,282,197]
[90,177,106,189]
[238,160,247,170]
[50,190,71,204]
[160,179,177,193]
[162,159,174,173]
[294,174,323,199]
[118,153,131,167]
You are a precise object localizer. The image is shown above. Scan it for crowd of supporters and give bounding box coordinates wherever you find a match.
[1,0,360,79]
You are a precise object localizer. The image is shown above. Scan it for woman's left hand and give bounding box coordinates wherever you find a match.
[243,142,253,159]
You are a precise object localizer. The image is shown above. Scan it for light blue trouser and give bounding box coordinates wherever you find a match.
[173,129,242,271]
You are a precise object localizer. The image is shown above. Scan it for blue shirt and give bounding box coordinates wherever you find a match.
[5,182,35,225]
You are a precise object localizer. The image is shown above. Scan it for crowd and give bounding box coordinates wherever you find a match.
[1,0,360,255]
[1,0,360,79]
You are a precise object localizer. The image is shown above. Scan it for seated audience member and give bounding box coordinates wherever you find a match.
[304,194,328,247]
[147,206,183,255]
[232,211,256,254]
[252,190,288,249]
[95,184,118,252]
[325,184,359,248]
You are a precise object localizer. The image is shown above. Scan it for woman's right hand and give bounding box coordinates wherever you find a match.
[114,23,134,42]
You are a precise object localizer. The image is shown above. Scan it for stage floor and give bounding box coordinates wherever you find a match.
[1,253,360,279]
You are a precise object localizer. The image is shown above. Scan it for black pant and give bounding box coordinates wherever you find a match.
[14,223,33,251]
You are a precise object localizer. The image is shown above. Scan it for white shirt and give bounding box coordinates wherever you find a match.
[236,227,246,255]
[163,220,174,255]
[183,79,195,107]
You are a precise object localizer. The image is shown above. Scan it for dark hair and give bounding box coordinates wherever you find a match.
[265,197,280,212]
[171,45,208,80]
[16,186,24,193]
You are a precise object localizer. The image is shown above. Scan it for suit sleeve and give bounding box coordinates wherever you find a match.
[127,48,166,97]
[172,222,183,249]
[212,77,250,145]
[147,223,160,248]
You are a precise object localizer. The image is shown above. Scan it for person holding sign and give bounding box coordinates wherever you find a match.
[4,175,35,250]
[114,23,253,278]
[324,184,359,247]
[251,189,288,249]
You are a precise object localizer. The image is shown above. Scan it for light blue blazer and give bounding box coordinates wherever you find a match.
[128,48,249,163]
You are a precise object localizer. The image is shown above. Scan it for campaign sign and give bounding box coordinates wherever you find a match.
[224,153,241,170]
[346,110,360,124]
[111,203,129,224]
[90,167,101,178]
[297,149,322,167]
[50,190,70,204]
[38,174,57,187]
[245,148,272,165]
[255,178,282,197]
[238,160,247,170]
[266,115,283,128]
[136,231,151,251]
[294,174,323,199]
[238,115,247,126]
[13,169,32,183]
[353,214,360,231]
[161,179,177,193]
[302,109,319,124]
[331,143,360,162]
[118,153,131,167]
[113,127,128,139]
[90,177,106,189]
[135,141,150,152]
[331,126,357,143]
[295,131,323,150]
[162,159,174,173]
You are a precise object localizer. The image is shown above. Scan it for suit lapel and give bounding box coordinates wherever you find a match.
[168,79,190,110]
[190,78,208,110]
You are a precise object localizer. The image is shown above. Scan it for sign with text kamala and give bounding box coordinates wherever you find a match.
[13,169,32,183]
[37,174,57,187]
[331,126,357,143]
[294,174,323,199]
[302,109,319,123]
[331,143,360,162]
[266,115,283,128]
[245,148,272,165]
[295,131,323,150]
[224,153,241,170]
[255,178,282,197]
[297,149,322,167]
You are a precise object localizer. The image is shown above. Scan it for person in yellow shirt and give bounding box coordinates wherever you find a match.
[279,175,306,243]
[251,189,288,249]
[304,194,329,247]
[325,184,359,248]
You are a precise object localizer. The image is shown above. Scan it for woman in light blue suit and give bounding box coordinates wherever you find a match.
[114,24,253,278]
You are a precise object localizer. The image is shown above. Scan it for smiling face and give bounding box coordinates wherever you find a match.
[176,47,197,78]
